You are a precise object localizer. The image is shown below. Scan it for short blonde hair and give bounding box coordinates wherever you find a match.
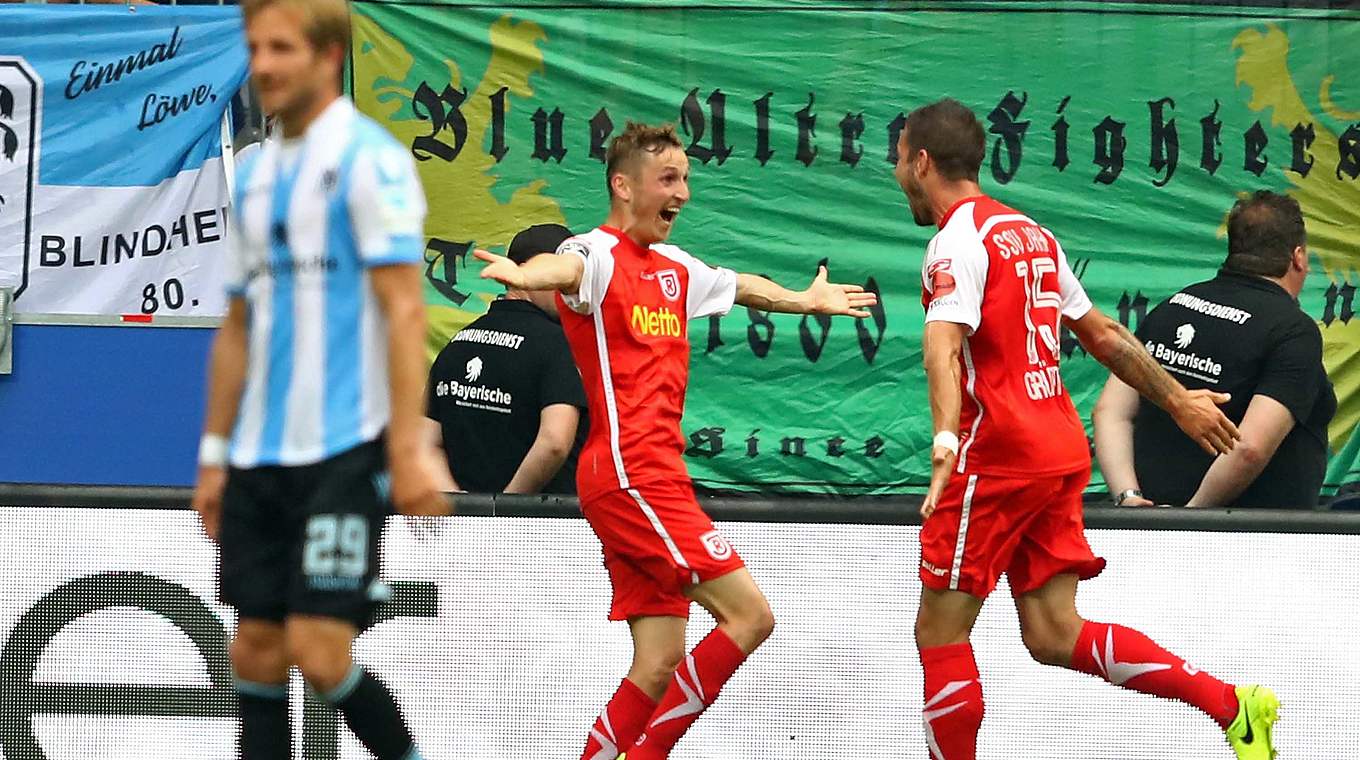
[241,0,352,55]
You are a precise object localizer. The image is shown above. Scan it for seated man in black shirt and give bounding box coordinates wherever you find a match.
[425,224,588,494]
[1094,190,1336,508]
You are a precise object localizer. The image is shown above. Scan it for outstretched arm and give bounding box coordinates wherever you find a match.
[475,249,583,294]
[735,266,877,317]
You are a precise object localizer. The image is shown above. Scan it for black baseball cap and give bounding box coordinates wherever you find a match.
[507,223,573,265]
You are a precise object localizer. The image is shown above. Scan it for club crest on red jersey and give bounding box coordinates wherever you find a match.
[700,530,733,561]
[656,268,681,301]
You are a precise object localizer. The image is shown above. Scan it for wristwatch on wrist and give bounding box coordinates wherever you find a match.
[1114,488,1144,507]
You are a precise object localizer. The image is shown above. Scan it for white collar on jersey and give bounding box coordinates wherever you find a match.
[259,97,355,169]
[284,96,352,141]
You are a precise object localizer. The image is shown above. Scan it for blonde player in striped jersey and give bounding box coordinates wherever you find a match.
[191,2,446,758]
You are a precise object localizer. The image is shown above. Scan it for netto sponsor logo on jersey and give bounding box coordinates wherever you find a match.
[631,304,682,338]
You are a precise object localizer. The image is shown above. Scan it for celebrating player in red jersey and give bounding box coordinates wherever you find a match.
[898,99,1279,759]
[475,121,876,760]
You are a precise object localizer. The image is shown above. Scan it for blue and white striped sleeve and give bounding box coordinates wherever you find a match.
[347,139,427,267]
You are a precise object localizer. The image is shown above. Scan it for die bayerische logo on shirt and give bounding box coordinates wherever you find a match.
[434,378,513,412]
[1144,339,1224,381]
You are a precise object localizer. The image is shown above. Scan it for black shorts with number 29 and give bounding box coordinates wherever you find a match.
[219,438,392,626]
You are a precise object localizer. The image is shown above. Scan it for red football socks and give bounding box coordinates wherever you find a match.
[626,628,748,759]
[919,643,985,760]
[580,678,657,760]
[1070,621,1239,728]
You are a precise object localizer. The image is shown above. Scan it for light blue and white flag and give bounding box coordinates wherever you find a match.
[0,7,248,316]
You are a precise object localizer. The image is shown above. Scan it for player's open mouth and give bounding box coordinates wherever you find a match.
[659,207,680,224]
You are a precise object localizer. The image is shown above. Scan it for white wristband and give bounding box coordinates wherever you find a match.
[932,431,960,457]
[198,434,229,468]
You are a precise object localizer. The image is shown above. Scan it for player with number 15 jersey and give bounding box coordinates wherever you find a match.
[899,98,1275,760]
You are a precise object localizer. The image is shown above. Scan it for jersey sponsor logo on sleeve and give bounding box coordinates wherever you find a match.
[927,258,957,300]
[700,530,733,561]
[372,150,422,234]
[376,148,408,186]
[558,240,590,259]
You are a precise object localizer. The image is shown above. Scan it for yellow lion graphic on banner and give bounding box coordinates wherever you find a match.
[1234,23,1360,452]
[350,15,565,358]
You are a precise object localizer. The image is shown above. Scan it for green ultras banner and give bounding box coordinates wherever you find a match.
[349,1,1360,495]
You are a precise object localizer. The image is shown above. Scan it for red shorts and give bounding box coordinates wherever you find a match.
[581,483,746,621]
[919,466,1106,598]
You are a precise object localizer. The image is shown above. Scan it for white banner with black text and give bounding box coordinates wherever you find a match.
[0,507,1353,759]
[0,8,247,318]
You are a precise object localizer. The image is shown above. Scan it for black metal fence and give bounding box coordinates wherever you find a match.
[3,484,1359,535]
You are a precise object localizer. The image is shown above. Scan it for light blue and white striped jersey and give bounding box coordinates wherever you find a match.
[224,98,426,469]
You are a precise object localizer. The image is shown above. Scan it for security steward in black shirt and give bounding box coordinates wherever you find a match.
[1094,191,1336,508]
[425,224,587,494]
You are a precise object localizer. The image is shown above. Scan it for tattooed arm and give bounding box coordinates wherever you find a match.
[1066,308,1240,456]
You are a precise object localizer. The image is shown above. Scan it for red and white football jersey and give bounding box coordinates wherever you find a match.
[921,195,1092,478]
[555,226,737,499]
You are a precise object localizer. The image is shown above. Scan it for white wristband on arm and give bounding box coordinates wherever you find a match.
[932,430,960,457]
[198,434,229,468]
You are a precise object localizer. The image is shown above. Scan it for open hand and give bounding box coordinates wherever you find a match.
[1171,388,1240,456]
[474,248,527,290]
[919,445,957,520]
[806,266,878,318]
